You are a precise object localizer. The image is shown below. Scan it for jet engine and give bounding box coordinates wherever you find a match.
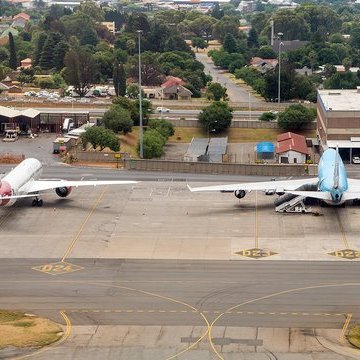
[55,186,72,198]
[234,190,246,199]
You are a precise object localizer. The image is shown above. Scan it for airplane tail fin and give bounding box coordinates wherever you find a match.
[334,145,339,189]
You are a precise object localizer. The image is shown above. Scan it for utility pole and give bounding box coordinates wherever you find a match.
[137,30,143,158]
[277,32,283,105]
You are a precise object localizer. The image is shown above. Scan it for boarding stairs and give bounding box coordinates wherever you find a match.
[275,195,312,213]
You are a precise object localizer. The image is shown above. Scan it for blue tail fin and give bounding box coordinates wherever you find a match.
[334,146,339,189]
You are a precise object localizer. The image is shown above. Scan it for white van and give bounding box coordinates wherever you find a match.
[62,118,74,133]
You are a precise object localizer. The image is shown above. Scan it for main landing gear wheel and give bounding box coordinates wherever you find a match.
[32,198,43,207]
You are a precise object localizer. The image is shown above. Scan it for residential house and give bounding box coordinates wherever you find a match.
[20,58,32,69]
[250,57,278,73]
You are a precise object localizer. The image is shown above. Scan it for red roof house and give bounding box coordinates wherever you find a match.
[13,12,30,21]
[276,132,308,164]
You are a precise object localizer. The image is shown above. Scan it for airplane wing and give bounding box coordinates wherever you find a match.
[22,180,138,194]
[187,178,318,193]
[341,178,360,201]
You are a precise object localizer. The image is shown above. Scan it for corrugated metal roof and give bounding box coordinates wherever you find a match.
[21,108,40,118]
[0,105,21,117]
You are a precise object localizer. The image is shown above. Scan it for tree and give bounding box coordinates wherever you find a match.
[102,105,133,134]
[148,119,174,138]
[81,126,119,151]
[53,41,69,71]
[8,32,17,70]
[206,82,227,101]
[39,32,63,70]
[63,48,97,97]
[118,63,126,97]
[191,37,208,52]
[17,67,35,85]
[33,32,47,67]
[223,33,237,53]
[139,128,166,159]
[247,28,259,48]
[112,96,151,125]
[210,3,224,19]
[278,104,315,131]
[198,102,233,133]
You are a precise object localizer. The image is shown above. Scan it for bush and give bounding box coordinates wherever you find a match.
[36,78,56,89]
[139,129,166,159]
[198,102,233,133]
[259,112,277,121]
[148,119,174,138]
[278,104,315,131]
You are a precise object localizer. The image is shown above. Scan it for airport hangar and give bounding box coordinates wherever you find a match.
[0,106,89,133]
[317,88,360,161]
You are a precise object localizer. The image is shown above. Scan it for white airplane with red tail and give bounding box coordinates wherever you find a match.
[0,158,138,207]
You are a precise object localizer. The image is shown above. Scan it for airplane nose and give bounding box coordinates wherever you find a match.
[0,181,11,206]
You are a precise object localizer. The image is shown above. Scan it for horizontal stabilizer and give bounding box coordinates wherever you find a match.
[1,194,40,200]
[284,190,332,201]
[342,192,360,201]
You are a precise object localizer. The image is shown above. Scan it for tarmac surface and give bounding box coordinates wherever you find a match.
[1,144,360,358]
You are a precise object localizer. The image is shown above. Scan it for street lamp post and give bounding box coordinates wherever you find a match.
[277,32,283,105]
[137,30,143,159]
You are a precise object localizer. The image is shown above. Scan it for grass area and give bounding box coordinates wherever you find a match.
[169,127,316,143]
[348,325,360,348]
[0,311,62,350]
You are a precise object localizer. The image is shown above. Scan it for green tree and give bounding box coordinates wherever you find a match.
[33,32,47,67]
[8,32,17,70]
[17,67,35,85]
[63,48,97,97]
[139,128,166,159]
[81,126,119,151]
[206,82,227,101]
[103,105,133,134]
[247,28,259,48]
[118,63,126,97]
[210,3,224,19]
[198,102,233,133]
[278,104,315,131]
[191,37,208,52]
[223,33,237,53]
[148,119,174,138]
[259,112,277,121]
[53,40,69,71]
[79,0,104,22]
[39,32,63,70]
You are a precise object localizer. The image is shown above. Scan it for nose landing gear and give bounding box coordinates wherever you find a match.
[31,197,43,207]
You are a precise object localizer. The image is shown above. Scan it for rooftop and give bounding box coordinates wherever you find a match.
[318,89,360,112]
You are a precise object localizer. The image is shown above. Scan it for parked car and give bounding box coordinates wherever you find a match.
[156,106,170,113]
[353,156,360,164]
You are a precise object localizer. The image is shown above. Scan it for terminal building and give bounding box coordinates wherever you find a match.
[317,88,360,162]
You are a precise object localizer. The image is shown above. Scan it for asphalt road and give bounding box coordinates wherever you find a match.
[195,52,263,105]
[0,259,359,329]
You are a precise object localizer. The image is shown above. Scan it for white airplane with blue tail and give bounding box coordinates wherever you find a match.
[188,148,360,206]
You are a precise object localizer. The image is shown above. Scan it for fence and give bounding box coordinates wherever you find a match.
[122,159,317,177]
[166,118,316,129]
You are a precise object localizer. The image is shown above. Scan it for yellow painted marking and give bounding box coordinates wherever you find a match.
[126,310,133,313]
[255,191,259,249]
[12,310,71,360]
[115,310,122,313]
[302,313,309,316]
[61,189,106,261]
[137,310,144,313]
[335,209,350,249]
[340,313,353,344]
[208,283,360,360]
[280,312,288,315]
[32,261,83,275]
[291,312,299,315]
[104,310,111,313]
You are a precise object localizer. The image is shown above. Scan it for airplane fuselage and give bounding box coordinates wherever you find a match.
[318,148,347,205]
[0,158,42,206]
